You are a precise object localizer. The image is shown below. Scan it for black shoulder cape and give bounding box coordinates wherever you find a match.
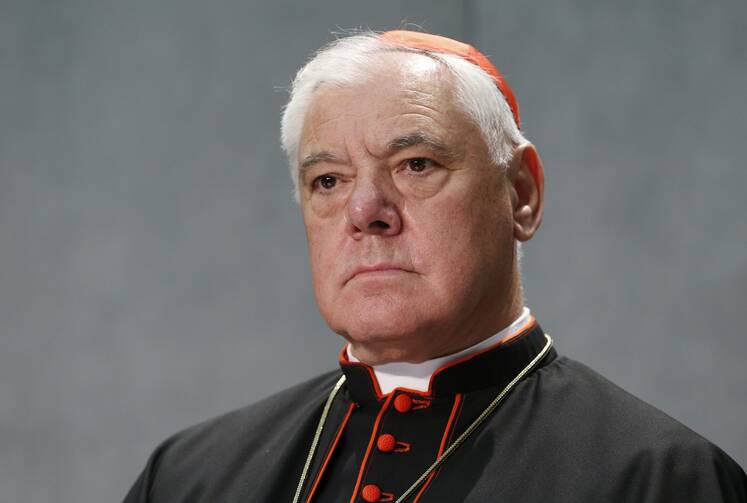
[124,322,746,502]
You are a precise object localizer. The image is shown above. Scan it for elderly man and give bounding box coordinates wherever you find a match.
[124,30,746,502]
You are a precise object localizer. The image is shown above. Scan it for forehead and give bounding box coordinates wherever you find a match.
[299,52,473,158]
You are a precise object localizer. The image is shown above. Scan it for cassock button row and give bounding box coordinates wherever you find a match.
[376,433,396,453]
[393,394,412,413]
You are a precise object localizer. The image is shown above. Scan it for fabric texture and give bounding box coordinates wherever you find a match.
[124,322,747,503]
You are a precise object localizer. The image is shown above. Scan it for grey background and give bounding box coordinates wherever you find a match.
[1,0,745,501]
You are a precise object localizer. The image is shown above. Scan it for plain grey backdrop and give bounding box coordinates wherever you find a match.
[1,1,745,501]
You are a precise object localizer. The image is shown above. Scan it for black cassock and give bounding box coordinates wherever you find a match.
[125,322,746,502]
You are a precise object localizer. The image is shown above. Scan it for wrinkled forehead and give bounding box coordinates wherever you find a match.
[299,51,466,156]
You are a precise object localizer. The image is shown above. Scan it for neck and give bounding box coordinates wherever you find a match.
[349,273,526,365]
[347,306,532,394]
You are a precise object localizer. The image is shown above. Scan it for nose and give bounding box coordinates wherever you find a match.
[345,173,402,238]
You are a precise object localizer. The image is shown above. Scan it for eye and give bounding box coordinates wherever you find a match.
[404,157,436,173]
[312,174,338,191]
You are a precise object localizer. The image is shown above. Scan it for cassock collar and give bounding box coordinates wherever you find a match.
[346,308,532,394]
[339,313,551,404]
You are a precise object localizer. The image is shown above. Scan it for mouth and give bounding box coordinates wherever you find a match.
[345,264,414,285]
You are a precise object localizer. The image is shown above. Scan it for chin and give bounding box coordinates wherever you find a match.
[347,311,417,339]
[330,299,433,350]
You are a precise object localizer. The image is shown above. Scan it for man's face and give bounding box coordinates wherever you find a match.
[297,53,521,364]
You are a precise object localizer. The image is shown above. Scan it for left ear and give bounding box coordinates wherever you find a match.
[507,143,545,242]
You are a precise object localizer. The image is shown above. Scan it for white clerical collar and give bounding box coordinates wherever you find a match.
[346,307,532,394]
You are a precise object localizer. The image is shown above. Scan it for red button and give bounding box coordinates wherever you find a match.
[377,433,396,452]
[394,394,412,413]
[361,483,381,502]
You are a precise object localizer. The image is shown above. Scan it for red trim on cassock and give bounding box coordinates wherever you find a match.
[305,401,356,503]
[347,394,395,503]
[412,393,463,502]
[339,316,537,398]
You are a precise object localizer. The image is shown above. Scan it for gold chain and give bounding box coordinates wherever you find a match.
[293,334,553,503]
[292,374,347,503]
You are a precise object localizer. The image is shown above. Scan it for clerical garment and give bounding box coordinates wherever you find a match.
[124,322,747,502]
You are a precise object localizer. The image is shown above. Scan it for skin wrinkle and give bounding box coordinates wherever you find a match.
[298,52,543,364]
[282,36,530,202]
[295,54,449,182]
[301,131,461,189]
[299,106,455,193]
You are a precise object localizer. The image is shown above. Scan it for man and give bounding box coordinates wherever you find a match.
[124,30,746,502]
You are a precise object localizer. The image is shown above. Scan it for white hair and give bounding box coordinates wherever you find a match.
[280,31,528,201]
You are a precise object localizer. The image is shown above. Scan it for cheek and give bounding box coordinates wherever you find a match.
[307,231,330,282]
[304,220,343,304]
[405,201,472,285]
[411,184,512,281]
[306,182,352,218]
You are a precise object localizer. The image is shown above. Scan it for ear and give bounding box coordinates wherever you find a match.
[507,143,545,242]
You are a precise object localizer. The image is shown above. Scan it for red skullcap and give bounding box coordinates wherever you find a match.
[379,30,521,129]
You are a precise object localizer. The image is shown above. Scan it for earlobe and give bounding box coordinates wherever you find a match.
[510,143,545,242]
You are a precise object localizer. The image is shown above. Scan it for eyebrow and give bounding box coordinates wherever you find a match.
[385,131,456,160]
[300,151,340,171]
[298,131,458,174]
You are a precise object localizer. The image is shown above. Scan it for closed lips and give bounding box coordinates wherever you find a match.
[346,265,413,283]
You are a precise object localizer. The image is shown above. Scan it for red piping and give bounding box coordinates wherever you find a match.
[347,394,395,503]
[339,316,538,398]
[305,401,356,503]
[412,393,463,502]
